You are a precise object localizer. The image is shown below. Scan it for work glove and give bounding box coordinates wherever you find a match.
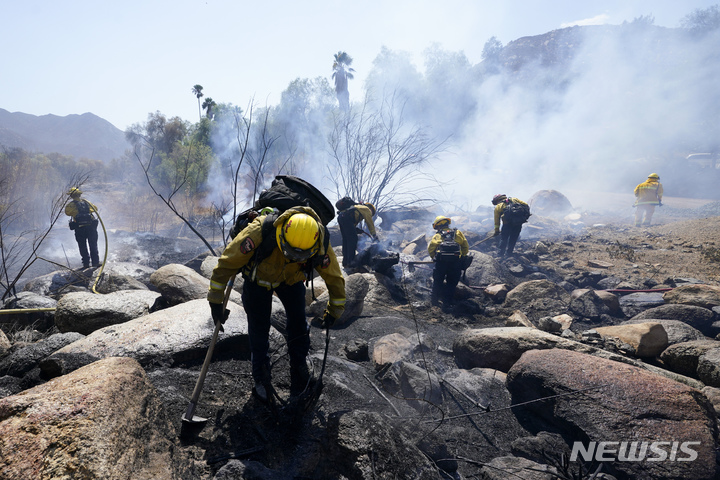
[209,302,230,331]
[319,311,337,329]
[372,234,379,242]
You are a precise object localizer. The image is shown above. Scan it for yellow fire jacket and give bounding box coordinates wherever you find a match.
[349,204,377,237]
[494,197,528,229]
[634,179,663,206]
[428,228,469,260]
[64,199,98,218]
[208,206,346,318]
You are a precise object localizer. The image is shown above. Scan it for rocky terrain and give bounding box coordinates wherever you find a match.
[1,191,720,479]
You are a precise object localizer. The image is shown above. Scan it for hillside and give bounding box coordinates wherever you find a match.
[0,108,130,162]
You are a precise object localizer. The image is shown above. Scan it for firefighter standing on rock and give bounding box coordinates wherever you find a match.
[207,206,346,403]
[65,187,100,269]
[428,216,469,312]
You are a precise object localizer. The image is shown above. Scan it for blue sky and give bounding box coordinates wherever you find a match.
[2,0,716,131]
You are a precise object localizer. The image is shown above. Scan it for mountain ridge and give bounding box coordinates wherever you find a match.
[0,108,130,162]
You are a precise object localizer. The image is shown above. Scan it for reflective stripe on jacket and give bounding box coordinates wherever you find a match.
[634,180,663,206]
[208,206,346,318]
[428,228,470,260]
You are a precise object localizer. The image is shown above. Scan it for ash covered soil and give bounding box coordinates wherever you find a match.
[148,198,720,478]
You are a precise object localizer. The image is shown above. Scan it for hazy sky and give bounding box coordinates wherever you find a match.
[2,0,716,131]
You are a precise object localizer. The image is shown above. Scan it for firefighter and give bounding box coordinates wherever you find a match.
[207,206,346,403]
[428,216,469,311]
[492,194,530,257]
[64,187,100,269]
[336,198,378,269]
[634,173,663,227]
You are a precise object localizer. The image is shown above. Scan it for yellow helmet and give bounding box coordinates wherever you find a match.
[648,173,660,179]
[433,216,451,229]
[276,213,320,262]
[68,187,82,197]
[364,202,376,216]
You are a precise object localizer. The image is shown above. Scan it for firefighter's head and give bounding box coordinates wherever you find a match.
[492,194,507,205]
[276,213,321,262]
[364,202,376,216]
[432,216,451,230]
[648,173,660,180]
[68,187,82,198]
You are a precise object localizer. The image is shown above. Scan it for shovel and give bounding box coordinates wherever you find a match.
[181,275,235,429]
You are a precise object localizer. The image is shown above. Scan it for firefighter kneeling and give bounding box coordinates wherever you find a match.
[428,216,469,312]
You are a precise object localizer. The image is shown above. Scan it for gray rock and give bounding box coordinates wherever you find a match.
[0,332,84,377]
[619,292,665,317]
[504,279,571,321]
[661,340,720,378]
[698,348,720,388]
[464,251,515,287]
[630,303,719,337]
[41,298,253,377]
[54,290,162,335]
[149,263,242,306]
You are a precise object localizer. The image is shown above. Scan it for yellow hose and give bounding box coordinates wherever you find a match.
[91,206,109,294]
[0,308,56,315]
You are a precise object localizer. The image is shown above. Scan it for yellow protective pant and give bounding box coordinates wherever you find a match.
[635,204,656,226]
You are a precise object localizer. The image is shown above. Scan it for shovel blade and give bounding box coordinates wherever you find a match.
[182,414,208,425]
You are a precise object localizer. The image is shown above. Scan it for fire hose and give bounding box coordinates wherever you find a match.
[90,207,109,294]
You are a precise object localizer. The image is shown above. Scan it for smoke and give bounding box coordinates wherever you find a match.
[441,24,720,212]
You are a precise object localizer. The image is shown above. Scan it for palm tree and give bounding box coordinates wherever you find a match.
[202,97,217,120]
[191,85,204,121]
[332,51,355,110]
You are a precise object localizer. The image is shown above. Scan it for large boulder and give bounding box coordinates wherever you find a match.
[149,263,241,306]
[663,284,720,309]
[621,318,707,345]
[594,323,668,358]
[0,357,194,479]
[527,189,574,218]
[54,290,162,334]
[504,280,571,321]
[660,340,720,378]
[40,298,252,378]
[453,327,599,372]
[21,269,92,296]
[507,349,718,480]
[630,303,719,337]
[463,252,515,287]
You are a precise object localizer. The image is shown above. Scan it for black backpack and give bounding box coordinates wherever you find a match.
[229,175,335,272]
[502,200,531,225]
[436,228,461,261]
[230,175,335,239]
[75,201,95,227]
[335,196,357,212]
